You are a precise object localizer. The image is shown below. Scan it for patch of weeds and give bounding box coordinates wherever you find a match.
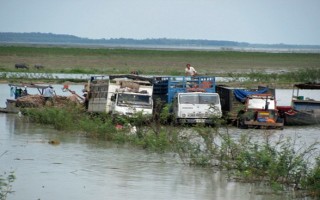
[0,171,15,200]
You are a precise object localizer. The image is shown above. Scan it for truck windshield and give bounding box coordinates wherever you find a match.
[247,98,275,110]
[179,94,219,104]
[117,93,151,106]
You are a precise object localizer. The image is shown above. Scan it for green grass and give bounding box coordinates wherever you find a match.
[1,45,319,88]
[1,45,320,76]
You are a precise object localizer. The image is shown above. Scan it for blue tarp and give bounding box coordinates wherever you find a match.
[234,87,269,102]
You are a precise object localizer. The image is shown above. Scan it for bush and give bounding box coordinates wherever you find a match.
[218,131,319,193]
[302,158,320,198]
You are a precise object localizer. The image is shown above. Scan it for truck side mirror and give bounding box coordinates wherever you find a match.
[111,94,116,101]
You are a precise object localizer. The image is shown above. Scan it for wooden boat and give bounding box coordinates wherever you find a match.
[216,85,284,129]
[0,83,49,113]
[0,99,20,113]
[0,83,84,114]
[284,83,320,125]
[237,93,284,129]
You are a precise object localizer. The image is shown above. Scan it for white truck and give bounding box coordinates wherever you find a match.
[172,92,222,124]
[87,75,153,116]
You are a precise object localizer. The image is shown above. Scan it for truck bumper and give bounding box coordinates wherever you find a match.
[244,120,284,129]
[177,118,214,124]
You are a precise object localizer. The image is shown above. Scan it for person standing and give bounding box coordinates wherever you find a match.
[22,86,28,96]
[14,87,22,99]
[185,64,197,76]
[43,85,55,105]
[82,89,89,109]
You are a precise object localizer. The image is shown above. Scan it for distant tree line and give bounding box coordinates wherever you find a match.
[0,32,319,50]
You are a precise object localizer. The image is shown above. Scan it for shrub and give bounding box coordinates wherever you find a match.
[302,158,320,198]
[218,130,319,192]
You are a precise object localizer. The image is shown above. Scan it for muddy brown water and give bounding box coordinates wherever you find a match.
[1,83,320,200]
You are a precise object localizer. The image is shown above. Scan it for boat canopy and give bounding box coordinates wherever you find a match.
[294,83,320,90]
[8,83,49,89]
[8,83,50,95]
[234,87,269,102]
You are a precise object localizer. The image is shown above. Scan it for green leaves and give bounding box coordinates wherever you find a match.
[0,171,15,200]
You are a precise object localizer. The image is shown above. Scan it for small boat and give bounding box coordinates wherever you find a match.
[237,93,284,129]
[0,99,20,113]
[0,83,49,113]
[284,83,320,125]
[0,83,84,114]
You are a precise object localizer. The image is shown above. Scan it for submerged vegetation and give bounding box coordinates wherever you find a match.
[0,151,15,200]
[235,68,320,85]
[0,172,15,200]
[21,104,320,198]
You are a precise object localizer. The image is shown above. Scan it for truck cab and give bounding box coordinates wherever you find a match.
[111,91,153,116]
[87,74,154,116]
[237,94,284,129]
[173,92,222,124]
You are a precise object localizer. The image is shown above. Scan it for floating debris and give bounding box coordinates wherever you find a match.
[48,139,60,145]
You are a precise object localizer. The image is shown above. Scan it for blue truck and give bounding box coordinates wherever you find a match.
[153,76,222,124]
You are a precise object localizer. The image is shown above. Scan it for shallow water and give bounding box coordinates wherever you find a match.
[0,113,288,200]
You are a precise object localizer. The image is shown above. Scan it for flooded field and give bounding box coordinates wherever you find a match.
[0,83,320,200]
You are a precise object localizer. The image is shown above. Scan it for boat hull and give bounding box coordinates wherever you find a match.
[0,99,19,114]
[285,109,320,125]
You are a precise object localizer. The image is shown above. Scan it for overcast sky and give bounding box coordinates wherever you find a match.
[1,0,319,45]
